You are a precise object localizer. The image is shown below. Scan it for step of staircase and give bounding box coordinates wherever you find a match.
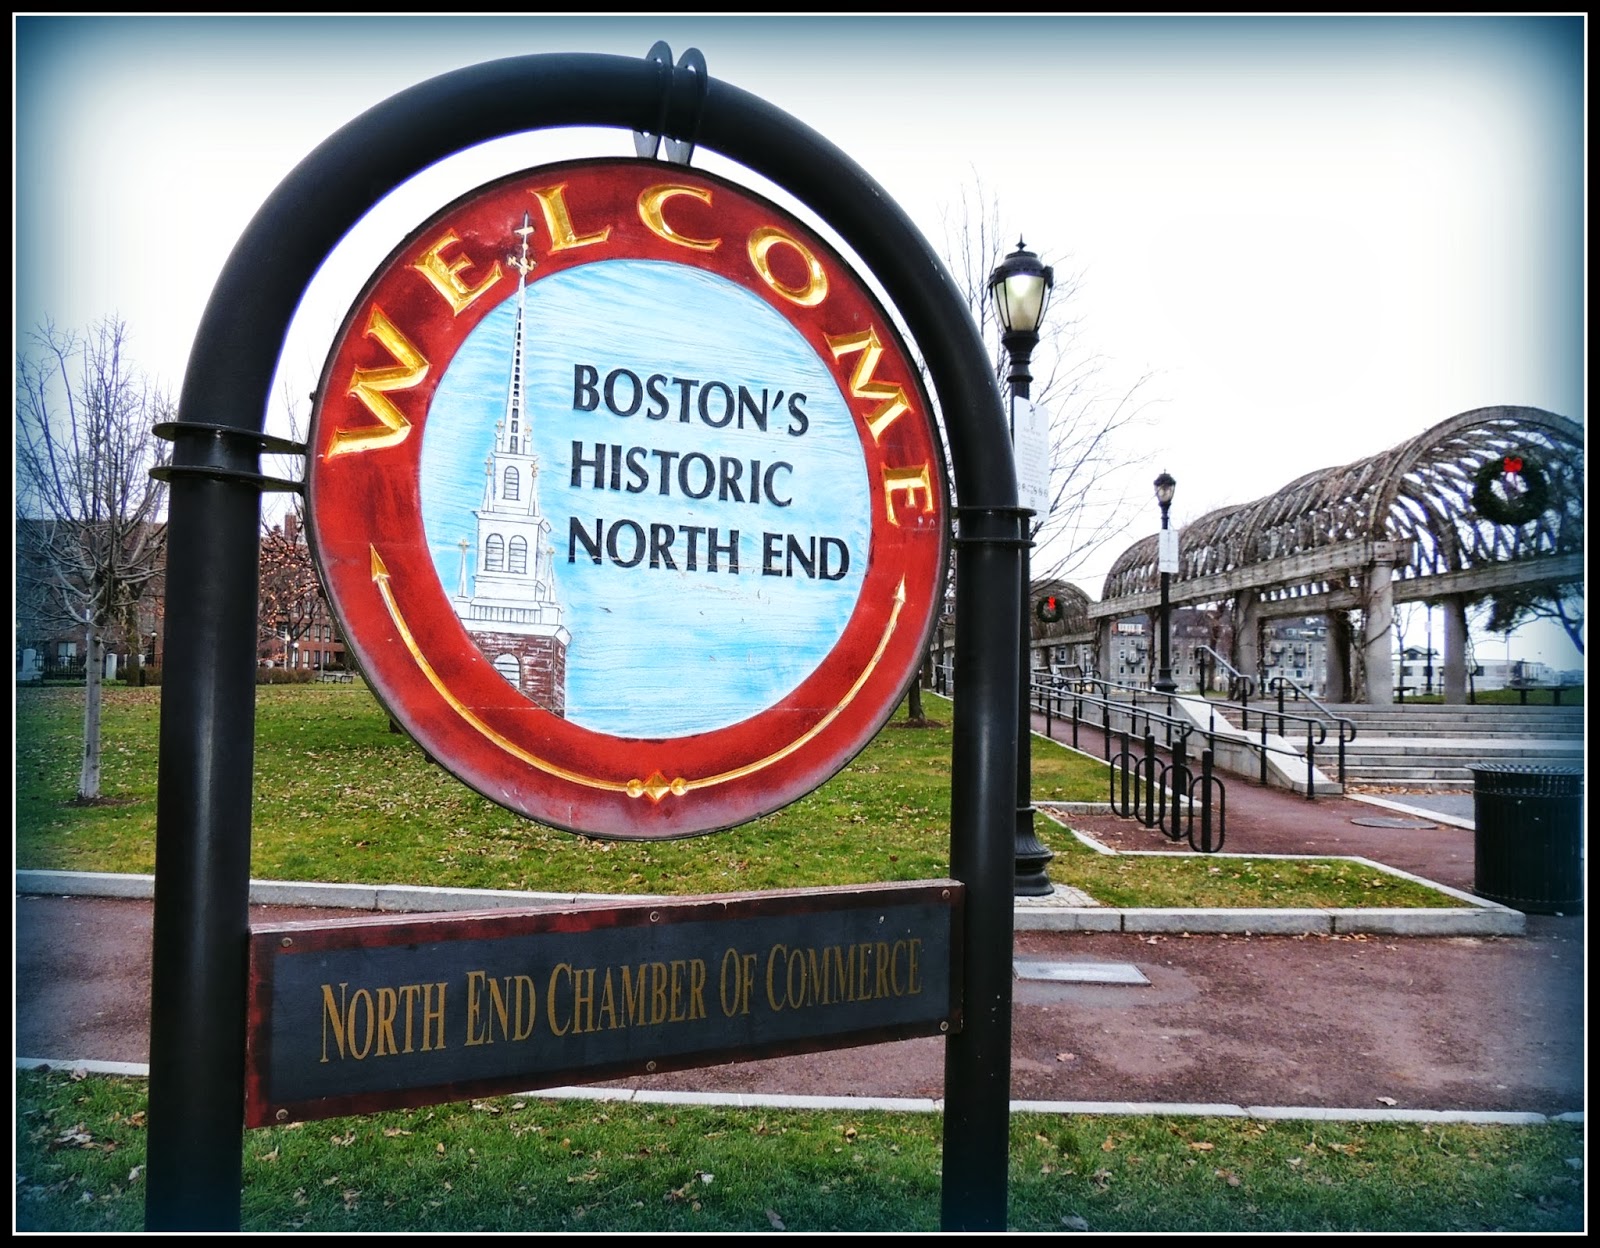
[1343,770,1478,787]
[1334,723,1581,738]
[1324,710,1583,730]
[1189,699,1584,795]
[1340,741,1584,760]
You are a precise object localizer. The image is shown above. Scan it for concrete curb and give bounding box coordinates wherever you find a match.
[1347,792,1475,830]
[14,1060,1580,1126]
[1015,823,1525,936]
[16,866,1526,937]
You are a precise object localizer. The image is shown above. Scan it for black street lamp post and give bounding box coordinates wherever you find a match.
[1154,471,1177,694]
[988,240,1056,896]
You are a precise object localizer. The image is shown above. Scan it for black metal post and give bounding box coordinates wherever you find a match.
[999,330,1054,897]
[1154,476,1176,694]
[944,504,1025,1230]
[144,431,265,1231]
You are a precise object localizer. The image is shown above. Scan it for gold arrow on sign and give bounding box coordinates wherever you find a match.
[370,545,904,803]
[676,576,906,795]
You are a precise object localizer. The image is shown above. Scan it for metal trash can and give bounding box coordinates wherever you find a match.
[1470,765,1584,915]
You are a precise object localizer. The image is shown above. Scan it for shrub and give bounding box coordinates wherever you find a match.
[257,667,316,685]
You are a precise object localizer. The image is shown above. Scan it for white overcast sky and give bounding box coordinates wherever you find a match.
[13,13,1586,667]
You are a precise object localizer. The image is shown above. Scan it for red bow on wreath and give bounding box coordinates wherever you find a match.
[1503,456,1524,474]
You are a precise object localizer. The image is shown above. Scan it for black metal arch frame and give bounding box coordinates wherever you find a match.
[148,51,1024,1232]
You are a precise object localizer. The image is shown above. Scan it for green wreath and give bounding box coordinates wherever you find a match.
[1035,595,1065,625]
[1472,454,1549,526]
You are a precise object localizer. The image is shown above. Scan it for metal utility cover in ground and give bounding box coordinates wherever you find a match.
[1014,960,1149,985]
[1350,816,1439,829]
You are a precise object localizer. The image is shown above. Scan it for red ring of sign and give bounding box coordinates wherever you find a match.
[306,159,948,839]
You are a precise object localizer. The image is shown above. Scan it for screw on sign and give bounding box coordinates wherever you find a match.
[305,159,950,839]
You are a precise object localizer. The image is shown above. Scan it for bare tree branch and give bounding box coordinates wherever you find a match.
[16,316,172,799]
[935,172,1158,586]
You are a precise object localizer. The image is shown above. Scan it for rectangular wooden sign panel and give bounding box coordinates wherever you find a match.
[245,881,962,1127]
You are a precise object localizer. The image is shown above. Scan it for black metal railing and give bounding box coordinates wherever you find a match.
[1264,675,1358,785]
[1107,727,1226,852]
[1194,644,1256,705]
[1033,676,1194,759]
[939,658,1337,801]
[1031,675,1337,802]
[37,656,88,682]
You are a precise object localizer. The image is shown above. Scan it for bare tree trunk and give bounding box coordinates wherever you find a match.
[17,316,171,805]
[907,672,925,723]
[79,623,103,800]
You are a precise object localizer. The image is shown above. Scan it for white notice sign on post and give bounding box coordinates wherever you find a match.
[1011,396,1051,516]
[1158,528,1180,574]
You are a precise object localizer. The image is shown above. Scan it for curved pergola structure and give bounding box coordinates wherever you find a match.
[1090,406,1584,703]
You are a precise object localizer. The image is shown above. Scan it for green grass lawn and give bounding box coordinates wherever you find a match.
[14,685,1575,1233]
[1399,687,1583,706]
[14,1071,1584,1233]
[16,683,1459,907]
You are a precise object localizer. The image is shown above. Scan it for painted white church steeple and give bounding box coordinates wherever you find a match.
[451,212,571,714]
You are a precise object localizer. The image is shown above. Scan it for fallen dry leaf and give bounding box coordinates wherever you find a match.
[1056,1052,1078,1063]
[767,1209,786,1230]
[1376,1096,1398,1106]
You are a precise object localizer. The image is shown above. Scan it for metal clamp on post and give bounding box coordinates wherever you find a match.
[951,504,1032,549]
[633,42,708,164]
[150,422,305,494]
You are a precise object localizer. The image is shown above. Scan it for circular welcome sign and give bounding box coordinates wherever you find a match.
[306,159,948,839]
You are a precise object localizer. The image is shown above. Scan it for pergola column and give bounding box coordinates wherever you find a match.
[1441,594,1469,704]
[1235,594,1261,682]
[1323,610,1352,703]
[1362,542,1401,705]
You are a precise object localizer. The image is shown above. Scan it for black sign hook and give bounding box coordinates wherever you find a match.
[632,40,674,159]
[633,42,707,165]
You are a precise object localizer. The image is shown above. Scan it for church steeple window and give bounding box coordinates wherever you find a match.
[503,465,521,500]
[509,536,529,575]
[484,534,505,572]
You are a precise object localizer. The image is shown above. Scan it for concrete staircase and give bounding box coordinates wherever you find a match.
[1317,702,1585,789]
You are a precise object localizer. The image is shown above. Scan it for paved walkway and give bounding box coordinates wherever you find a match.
[13,718,1585,1124]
